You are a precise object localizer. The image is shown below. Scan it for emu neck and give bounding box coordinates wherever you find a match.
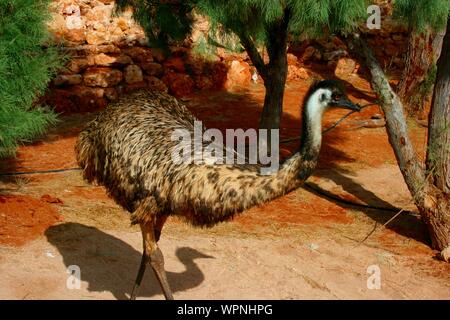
[278,90,324,184]
[300,91,324,161]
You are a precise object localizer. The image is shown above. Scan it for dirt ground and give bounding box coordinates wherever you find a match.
[0,74,449,300]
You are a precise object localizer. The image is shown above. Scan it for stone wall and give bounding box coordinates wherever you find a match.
[45,0,229,113]
[290,6,409,78]
[46,0,409,113]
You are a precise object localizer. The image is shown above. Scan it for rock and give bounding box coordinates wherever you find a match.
[85,4,113,24]
[109,25,125,44]
[72,85,106,105]
[314,50,322,61]
[140,62,164,77]
[323,49,347,62]
[83,67,123,87]
[162,71,194,97]
[125,81,148,93]
[78,2,93,16]
[64,28,86,43]
[334,58,357,78]
[287,53,299,65]
[94,53,132,66]
[194,75,214,90]
[66,16,84,30]
[86,55,96,66]
[124,64,144,84]
[287,66,309,81]
[208,62,228,88]
[104,87,118,100]
[169,46,189,56]
[184,56,204,75]
[71,44,120,55]
[66,58,90,73]
[117,25,147,47]
[164,56,185,73]
[47,13,66,34]
[86,30,109,45]
[151,48,166,63]
[91,21,107,32]
[225,60,251,89]
[302,46,316,61]
[47,86,107,113]
[63,4,80,16]
[146,76,168,92]
[53,74,83,86]
[137,36,149,47]
[116,17,129,31]
[123,47,153,63]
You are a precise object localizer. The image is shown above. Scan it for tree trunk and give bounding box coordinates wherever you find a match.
[347,33,450,261]
[259,9,289,131]
[259,57,288,131]
[239,9,290,133]
[397,30,443,116]
[427,18,450,195]
[423,19,450,259]
[238,9,290,152]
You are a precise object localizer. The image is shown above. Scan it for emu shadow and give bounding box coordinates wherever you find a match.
[45,222,213,299]
[305,169,429,245]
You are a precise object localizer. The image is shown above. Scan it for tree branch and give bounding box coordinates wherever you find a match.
[345,33,428,205]
[239,32,267,80]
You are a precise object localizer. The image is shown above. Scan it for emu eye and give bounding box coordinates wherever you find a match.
[332,94,342,101]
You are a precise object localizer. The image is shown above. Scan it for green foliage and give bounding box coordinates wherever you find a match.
[115,0,196,48]
[197,0,367,45]
[394,0,450,32]
[0,0,61,158]
[288,0,367,36]
[116,0,367,48]
[191,33,217,60]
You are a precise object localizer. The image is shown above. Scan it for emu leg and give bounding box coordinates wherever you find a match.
[154,215,168,242]
[130,218,172,300]
[130,252,147,300]
[149,246,173,300]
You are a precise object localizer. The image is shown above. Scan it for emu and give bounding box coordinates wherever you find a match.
[75,80,360,300]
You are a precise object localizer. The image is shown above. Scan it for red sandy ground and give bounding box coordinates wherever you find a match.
[0,195,62,246]
[1,71,448,300]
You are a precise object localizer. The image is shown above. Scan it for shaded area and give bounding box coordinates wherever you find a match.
[305,169,429,246]
[185,81,359,167]
[45,222,213,299]
[0,113,94,183]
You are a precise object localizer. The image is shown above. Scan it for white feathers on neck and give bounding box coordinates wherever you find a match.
[305,88,331,148]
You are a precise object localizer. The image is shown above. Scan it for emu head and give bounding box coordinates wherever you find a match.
[306,80,361,115]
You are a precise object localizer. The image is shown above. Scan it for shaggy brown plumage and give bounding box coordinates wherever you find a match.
[75,80,359,299]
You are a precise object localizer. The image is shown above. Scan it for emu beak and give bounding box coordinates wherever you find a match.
[335,97,361,111]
